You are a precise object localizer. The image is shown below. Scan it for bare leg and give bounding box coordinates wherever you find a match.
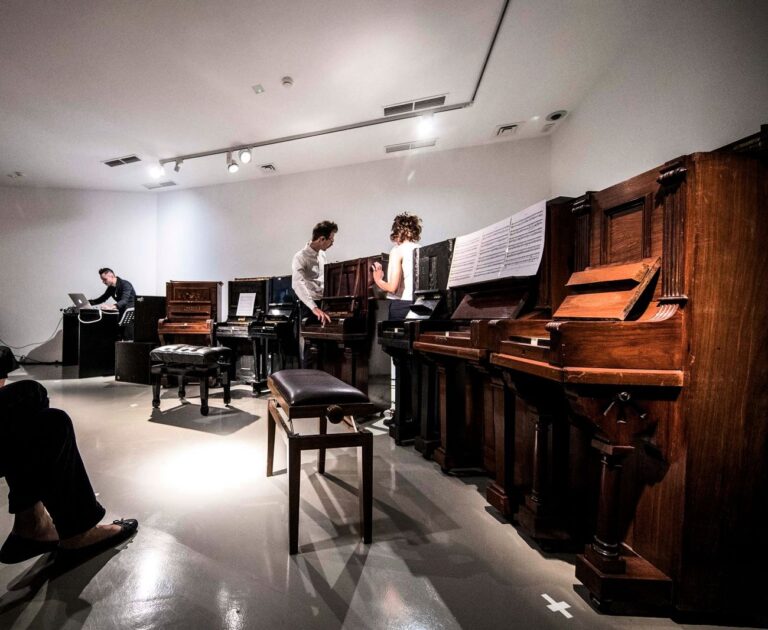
[11,501,59,542]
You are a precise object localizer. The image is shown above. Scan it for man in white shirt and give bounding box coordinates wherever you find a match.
[292,220,338,339]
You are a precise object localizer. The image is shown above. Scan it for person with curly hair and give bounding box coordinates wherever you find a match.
[372,212,422,320]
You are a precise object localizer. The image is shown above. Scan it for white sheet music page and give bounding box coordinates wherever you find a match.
[447,200,547,287]
[236,293,257,316]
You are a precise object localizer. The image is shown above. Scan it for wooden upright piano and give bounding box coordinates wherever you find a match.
[413,198,573,494]
[158,281,222,346]
[490,129,768,614]
[377,238,456,445]
[301,255,385,394]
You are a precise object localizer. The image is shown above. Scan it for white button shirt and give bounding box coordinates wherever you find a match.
[291,243,326,310]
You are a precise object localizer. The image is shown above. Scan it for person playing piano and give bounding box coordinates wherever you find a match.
[292,220,338,366]
[90,267,136,340]
[372,212,422,320]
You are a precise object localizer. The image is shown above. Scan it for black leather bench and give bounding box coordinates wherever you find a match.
[267,369,377,554]
[150,344,232,416]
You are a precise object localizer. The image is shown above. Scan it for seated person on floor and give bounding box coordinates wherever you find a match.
[0,346,138,565]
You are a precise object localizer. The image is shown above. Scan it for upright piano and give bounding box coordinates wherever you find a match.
[249,275,300,385]
[157,281,222,346]
[215,277,269,389]
[490,130,768,614]
[301,255,385,394]
[377,238,456,445]
[412,199,573,490]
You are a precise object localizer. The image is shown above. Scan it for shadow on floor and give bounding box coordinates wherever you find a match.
[148,404,258,435]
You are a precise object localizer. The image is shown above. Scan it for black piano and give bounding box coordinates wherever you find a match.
[248,275,300,389]
[377,239,456,445]
[215,277,268,390]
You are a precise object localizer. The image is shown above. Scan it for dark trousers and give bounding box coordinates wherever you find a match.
[0,381,105,539]
[388,299,414,320]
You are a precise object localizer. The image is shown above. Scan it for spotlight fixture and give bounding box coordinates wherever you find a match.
[238,148,252,164]
[149,163,165,179]
[174,160,183,173]
[226,152,239,174]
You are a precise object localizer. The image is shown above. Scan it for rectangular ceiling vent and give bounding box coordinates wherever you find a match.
[103,155,141,167]
[260,163,278,174]
[541,122,556,133]
[143,180,176,190]
[496,123,522,137]
[384,95,446,117]
[385,139,437,154]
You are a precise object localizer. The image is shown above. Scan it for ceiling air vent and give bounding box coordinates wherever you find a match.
[384,95,446,117]
[385,139,437,154]
[143,180,176,190]
[496,123,522,137]
[260,163,278,174]
[103,154,141,167]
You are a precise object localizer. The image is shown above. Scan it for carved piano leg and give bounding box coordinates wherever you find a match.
[433,360,479,472]
[576,439,672,609]
[414,355,440,459]
[486,374,515,517]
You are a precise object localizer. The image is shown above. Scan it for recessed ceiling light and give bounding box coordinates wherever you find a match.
[149,163,165,179]
[252,84,265,94]
[532,115,540,121]
[417,114,435,138]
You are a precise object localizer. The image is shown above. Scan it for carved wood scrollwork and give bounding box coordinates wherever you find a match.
[571,193,594,271]
[657,161,688,305]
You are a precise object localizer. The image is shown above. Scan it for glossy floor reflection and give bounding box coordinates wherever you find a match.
[0,368,752,629]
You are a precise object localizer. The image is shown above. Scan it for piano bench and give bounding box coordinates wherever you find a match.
[266,369,376,554]
[150,344,233,416]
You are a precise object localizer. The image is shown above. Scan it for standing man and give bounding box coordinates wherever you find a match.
[90,267,136,340]
[292,221,338,365]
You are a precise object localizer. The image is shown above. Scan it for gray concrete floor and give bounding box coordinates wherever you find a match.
[0,367,754,629]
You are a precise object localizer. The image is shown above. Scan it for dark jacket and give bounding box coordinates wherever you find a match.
[90,277,136,315]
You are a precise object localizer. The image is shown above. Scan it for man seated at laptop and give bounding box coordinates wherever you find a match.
[90,267,136,340]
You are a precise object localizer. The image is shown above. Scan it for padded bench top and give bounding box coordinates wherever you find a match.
[270,369,369,406]
[150,344,231,366]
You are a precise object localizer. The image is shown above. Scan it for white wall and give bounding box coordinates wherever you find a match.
[156,138,552,310]
[0,187,157,362]
[551,0,768,196]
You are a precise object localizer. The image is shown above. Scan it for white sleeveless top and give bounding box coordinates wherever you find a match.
[387,241,418,301]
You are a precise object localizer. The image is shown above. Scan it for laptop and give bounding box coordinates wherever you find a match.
[68,293,97,311]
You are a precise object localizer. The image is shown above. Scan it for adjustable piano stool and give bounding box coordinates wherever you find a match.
[266,369,375,554]
[150,344,233,416]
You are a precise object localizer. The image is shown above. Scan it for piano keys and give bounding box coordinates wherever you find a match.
[301,255,385,394]
[377,238,456,446]
[490,128,768,614]
[215,277,269,389]
[157,281,222,346]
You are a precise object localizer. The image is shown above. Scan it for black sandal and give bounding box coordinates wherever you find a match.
[0,533,59,564]
[55,519,139,567]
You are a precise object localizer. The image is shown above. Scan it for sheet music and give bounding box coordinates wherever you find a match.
[236,293,257,317]
[447,200,547,287]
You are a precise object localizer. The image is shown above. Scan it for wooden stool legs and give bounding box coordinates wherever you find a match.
[266,398,373,554]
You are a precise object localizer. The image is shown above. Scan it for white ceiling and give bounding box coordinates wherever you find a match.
[0,0,645,192]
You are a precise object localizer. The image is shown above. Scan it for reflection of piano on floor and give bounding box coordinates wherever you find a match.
[490,126,768,614]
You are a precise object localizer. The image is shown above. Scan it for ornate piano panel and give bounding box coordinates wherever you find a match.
[215,277,268,389]
[413,198,574,489]
[490,128,768,614]
[377,239,456,446]
[248,275,300,384]
[158,281,222,346]
[301,255,386,395]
